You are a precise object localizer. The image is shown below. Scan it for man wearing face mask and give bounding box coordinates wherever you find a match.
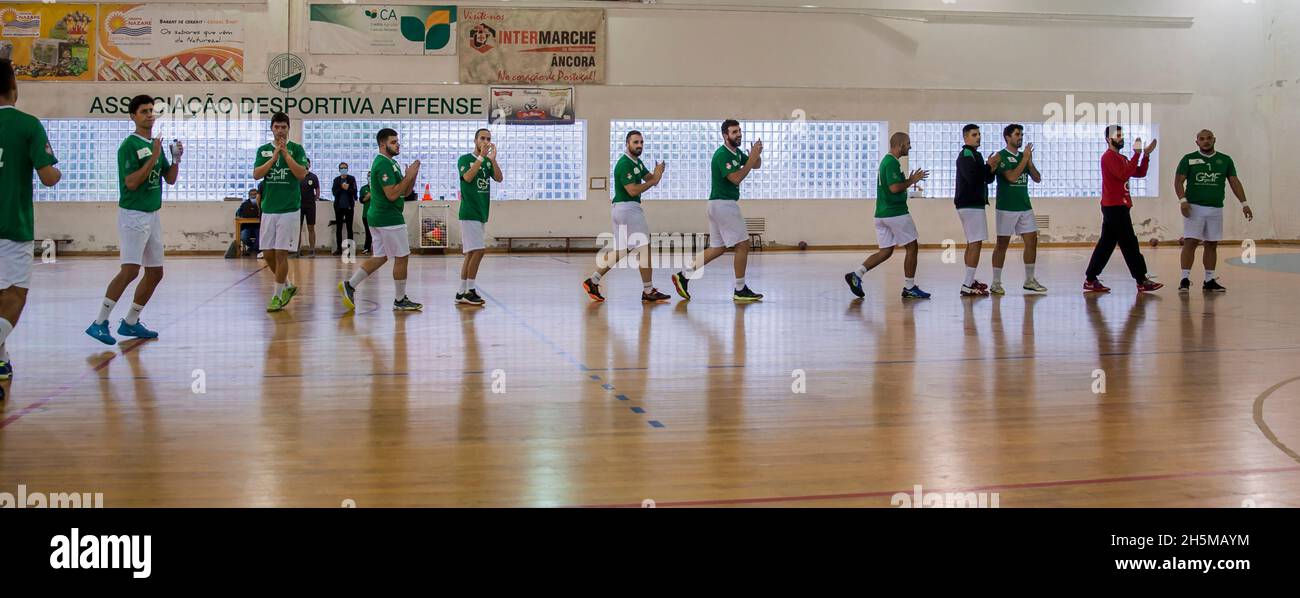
[331,161,358,256]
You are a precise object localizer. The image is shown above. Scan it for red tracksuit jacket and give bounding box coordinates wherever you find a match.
[1100,148,1150,207]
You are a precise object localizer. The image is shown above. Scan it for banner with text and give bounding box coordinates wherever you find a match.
[0,3,96,81]
[458,8,604,85]
[96,4,244,82]
[309,4,457,56]
[487,87,574,125]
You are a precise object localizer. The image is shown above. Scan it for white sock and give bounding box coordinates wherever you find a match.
[125,303,144,325]
[0,317,12,347]
[1205,270,1215,282]
[349,269,369,288]
[643,281,654,292]
[467,279,476,291]
[395,279,407,299]
[1025,263,1036,279]
[963,267,976,287]
[0,342,8,362]
[96,298,116,325]
[459,279,469,293]
[684,264,696,276]
[273,283,284,297]
[589,271,603,284]
[1182,269,1191,280]
[905,277,916,289]
[734,277,746,291]
[855,266,868,278]
[992,267,1003,284]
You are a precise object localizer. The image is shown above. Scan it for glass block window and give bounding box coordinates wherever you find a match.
[906,121,1159,199]
[609,120,886,200]
[35,117,267,201]
[303,120,586,201]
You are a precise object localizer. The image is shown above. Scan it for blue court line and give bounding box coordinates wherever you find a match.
[631,407,645,414]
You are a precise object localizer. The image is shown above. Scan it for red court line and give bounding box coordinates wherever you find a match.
[0,267,265,430]
[574,465,1300,508]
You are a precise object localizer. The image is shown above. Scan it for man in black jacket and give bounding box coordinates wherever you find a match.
[298,159,321,256]
[331,161,358,256]
[954,123,1000,296]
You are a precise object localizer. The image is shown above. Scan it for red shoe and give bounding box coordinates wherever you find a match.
[1136,279,1164,293]
[1083,279,1111,293]
[960,284,990,296]
[972,279,989,290]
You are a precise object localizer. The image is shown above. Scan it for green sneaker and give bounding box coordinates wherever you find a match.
[267,294,287,312]
[281,284,299,306]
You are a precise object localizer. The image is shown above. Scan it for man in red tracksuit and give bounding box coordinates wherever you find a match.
[1084,125,1163,293]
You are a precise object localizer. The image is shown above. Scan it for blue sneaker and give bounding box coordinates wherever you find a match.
[901,285,931,299]
[86,321,117,345]
[844,272,865,298]
[117,319,159,339]
[0,359,12,381]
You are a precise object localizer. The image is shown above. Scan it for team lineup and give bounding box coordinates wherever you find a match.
[0,59,1258,400]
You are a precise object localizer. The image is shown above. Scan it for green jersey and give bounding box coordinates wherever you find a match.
[117,134,170,212]
[875,154,909,218]
[457,153,494,222]
[367,154,407,227]
[254,141,308,214]
[0,106,57,242]
[994,148,1032,212]
[1176,151,1237,208]
[710,145,748,200]
[613,153,649,203]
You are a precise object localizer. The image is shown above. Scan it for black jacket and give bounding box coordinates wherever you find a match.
[954,144,995,209]
[332,175,358,210]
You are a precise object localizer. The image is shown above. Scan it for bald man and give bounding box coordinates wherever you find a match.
[844,132,932,299]
[1173,129,1252,292]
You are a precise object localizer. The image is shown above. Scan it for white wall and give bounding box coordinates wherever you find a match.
[20,0,1297,252]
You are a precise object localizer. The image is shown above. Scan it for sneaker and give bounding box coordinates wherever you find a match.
[989,282,1006,295]
[1022,279,1048,293]
[972,279,989,290]
[85,321,118,345]
[117,319,159,339]
[844,272,865,298]
[733,286,763,302]
[1179,278,1191,293]
[671,271,691,300]
[267,294,287,312]
[339,281,356,311]
[393,296,423,311]
[256,251,264,259]
[1082,279,1111,293]
[1202,279,1227,293]
[582,278,605,302]
[281,284,299,305]
[642,288,671,303]
[960,284,990,296]
[1137,279,1164,293]
[0,359,12,381]
[457,290,486,306]
[901,285,931,299]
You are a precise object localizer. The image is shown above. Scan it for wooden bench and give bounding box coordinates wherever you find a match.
[234,217,260,257]
[494,236,600,253]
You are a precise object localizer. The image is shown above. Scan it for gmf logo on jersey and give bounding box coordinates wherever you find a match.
[267,53,305,93]
[1195,172,1223,184]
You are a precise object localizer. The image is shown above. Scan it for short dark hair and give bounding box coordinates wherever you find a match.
[1105,124,1123,139]
[271,112,290,127]
[721,119,740,135]
[1003,123,1023,139]
[626,130,642,142]
[962,124,980,136]
[0,59,14,97]
[377,128,398,145]
[474,128,491,138]
[128,94,154,116]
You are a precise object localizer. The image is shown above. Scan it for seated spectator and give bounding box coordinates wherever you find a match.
[238,188,261,255]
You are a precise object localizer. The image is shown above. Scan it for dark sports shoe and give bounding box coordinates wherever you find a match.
[733,286,763,302]
[1083,279,1111,293]
[582,278,605,302]
[1179,278,1191,293]
[393,296,423,311]
[972,279,989,291]
[1202,278,1227,293]
[844,272,865,298]
[1137,279,1164,293]
[901,285,931,299]
[457,290,486,306]
[642,288,671,303]
[671,271,691,300]
[339,280,356,310]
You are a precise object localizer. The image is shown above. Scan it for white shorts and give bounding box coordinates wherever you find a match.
[611,202,651,250]
[958,208,989,244]
[707,200,748,249]
[118,208,164,267]
[460,220,486,253]
[370,224,410,258]
[0,239,34,290]
[1183,204,1224,242]
[260,211,301,252]
[996,209,1038,237]
[874,214,919,248]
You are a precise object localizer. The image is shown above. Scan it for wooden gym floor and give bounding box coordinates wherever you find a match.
[1,247,1298,507]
